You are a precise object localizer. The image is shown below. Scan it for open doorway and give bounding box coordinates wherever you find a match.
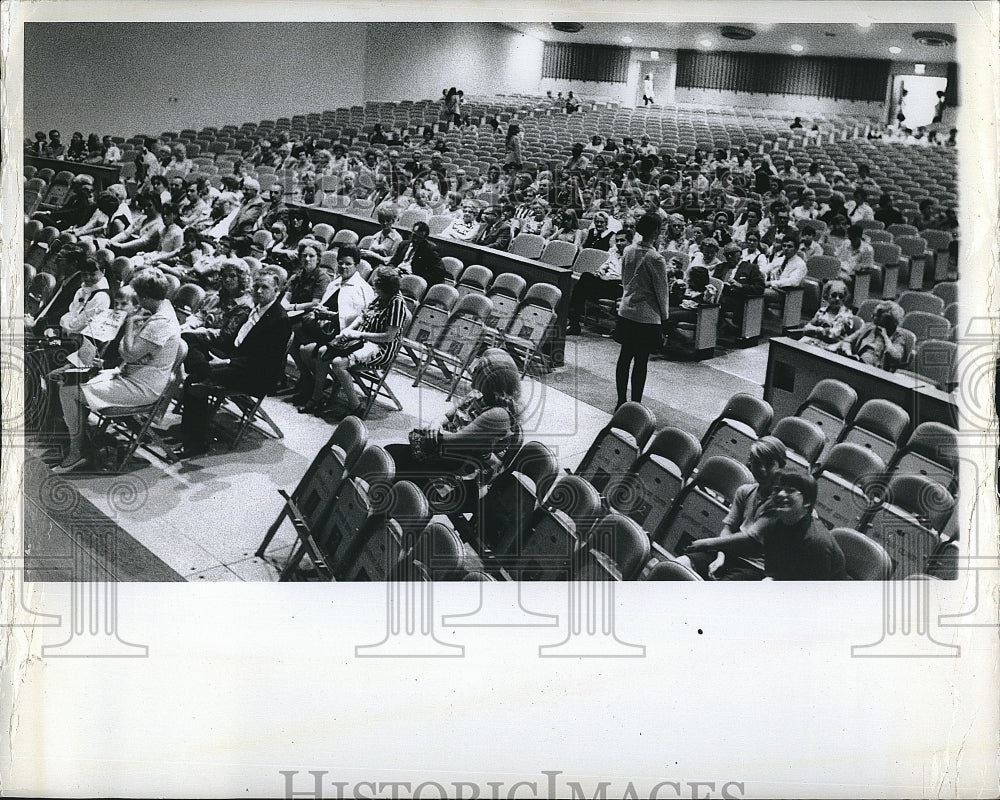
[891,74,948,129]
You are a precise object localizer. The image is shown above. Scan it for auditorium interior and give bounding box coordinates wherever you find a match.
[18,20,973,583]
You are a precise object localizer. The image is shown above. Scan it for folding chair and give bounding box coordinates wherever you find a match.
[795,378,858,462]
[391,519,467,581]
[502,282,562,377]
[574,401,656,493]
[573,247,610,275]
[539,240,579,268]
[519,475,603,580]
[860,474,955,579]
[606,426,701,538]
[899,291,945,317]
[812,442,886,532]
[255,416,368,560]
[509,233,545,260]
[654,456,753,554]
[280,444,396,580]
[699,393,773,467]
[344,480,432,581]
[482,272,527,345]
[573,513,651,580]
[901,310,951,345]
[455,265,494,300]
[92,340,188,471]
[832,528,894,580]
[839,398,910,466]
[412,294,493,400]
[396,283,459,372]
[888,421,958,495]
[772,416,826,473]
[350,318,411,417]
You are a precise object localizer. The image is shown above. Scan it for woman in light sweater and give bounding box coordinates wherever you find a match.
[613,212,670,408]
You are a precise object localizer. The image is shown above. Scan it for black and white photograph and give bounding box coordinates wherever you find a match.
[2,1,998,797]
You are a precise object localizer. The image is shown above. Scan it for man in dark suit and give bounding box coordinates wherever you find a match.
[474,205,513,252]
[390,220,447,286]
[719,242,765,333]
[172,270,291,457]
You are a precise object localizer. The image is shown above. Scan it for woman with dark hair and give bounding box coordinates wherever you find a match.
[300,265,407,416]
[107,193,165,257]
[386,348,523,508]
[66,131,87,161]
[52,267,181,471]
[542,208,579,243]
[281,240,332,314]
[68,191,121,239]
[614,212,670,408]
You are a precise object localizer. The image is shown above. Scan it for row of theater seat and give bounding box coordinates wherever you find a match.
[255,385,958,583]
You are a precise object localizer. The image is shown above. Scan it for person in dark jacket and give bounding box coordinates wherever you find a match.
[719,242,765,333]
[474,205,514,252]
[391,220,447,286]
[171,269,291,457]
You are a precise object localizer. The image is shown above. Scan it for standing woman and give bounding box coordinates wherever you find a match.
[642,74,655,106]
[614,212,669,409]
[504,124,524,174]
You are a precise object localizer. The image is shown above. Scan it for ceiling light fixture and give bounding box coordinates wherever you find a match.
[915,63,926,74]
[621,36,633,44]
[857,22,872,29]
[888,45,902,54]
[650,50,660,60]
[790,43,804,52]
[699,38,713,48]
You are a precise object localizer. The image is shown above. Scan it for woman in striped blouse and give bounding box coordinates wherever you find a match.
[301,266,407,417]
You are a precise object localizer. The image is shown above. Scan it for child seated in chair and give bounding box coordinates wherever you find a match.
[665,265,718,334]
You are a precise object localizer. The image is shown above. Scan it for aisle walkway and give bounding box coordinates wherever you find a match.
[24,334,769,581]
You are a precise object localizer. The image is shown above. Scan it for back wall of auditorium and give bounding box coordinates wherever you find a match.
[23,22,952,137]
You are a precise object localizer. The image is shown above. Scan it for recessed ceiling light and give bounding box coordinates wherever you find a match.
[915,63,926,74]
[889,45,902,54]
[699,38,713,48]
[857,22,872,29]
[650,50,660,60]
[621,36,633,44]
[790,43,804,52]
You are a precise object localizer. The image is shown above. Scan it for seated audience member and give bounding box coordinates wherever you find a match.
[791,189,821,222]
[711,241,741,282]
[149,175,172,206]
[820,193,847,225]
[799,279,855,349]
[299,266,407,417]
[44,129,66,159]
[566,228,630,335]
[831,300,908,371]
[689,237,723,272]
[874,193,906,226]
[914,198,941,231]
[391,220,447,286]
[57,257,112,338]
[108,194,165,257]
[228,178,265,239]
[763,237,807,306]
[474,205,514,251]
[798,225,824,261]
[360,206,404,265]
[203,192,242,240]
[541,208,580,243]
[292,246,376,402]
[718,242,765,332]
[178,179,212,229]
[35,174,96,230]
[683,469,847,580]
[260,183,290,230]
[385,348,523,508]
[578,211,616,251]
[844,187,875,223]
[171,269,291,457]
[181,258,254,380]
[136,203,185,268]
[282,240,332,315]
[665,265,718,335]
[439,191,465,220]
[441,202,482,242]
[834,223,875,282]
[26,245,88,337]
[67,191,120,239]
[52,268,181,472]
[681,436,787,580]
[731,205,764,245]
[101,136,122,165]
[517,200,549,235]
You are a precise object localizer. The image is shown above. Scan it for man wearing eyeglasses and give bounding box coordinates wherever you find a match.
[683,470,847,580]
